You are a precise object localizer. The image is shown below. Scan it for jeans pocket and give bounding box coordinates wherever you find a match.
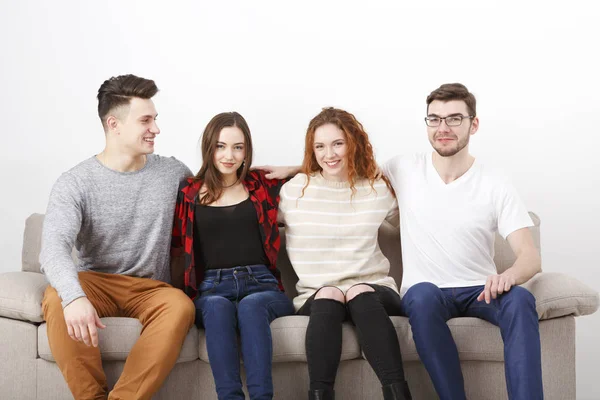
[252,273,279,287]
[199,278,218,294]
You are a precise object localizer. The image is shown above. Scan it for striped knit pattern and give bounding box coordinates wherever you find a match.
[279,173,399,310]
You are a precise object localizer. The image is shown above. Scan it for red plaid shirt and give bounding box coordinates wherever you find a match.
[172,170,286,299]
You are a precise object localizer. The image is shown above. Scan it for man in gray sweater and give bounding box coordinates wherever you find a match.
[40,74,195,400]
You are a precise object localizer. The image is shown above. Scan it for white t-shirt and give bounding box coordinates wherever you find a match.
[382,152,533,295]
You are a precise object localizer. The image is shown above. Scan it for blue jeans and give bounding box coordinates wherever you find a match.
[194,265,294,400]
[400,283,543,400]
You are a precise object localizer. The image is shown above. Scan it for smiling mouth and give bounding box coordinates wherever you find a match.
[143,138,154,143]
[325,160,340,167]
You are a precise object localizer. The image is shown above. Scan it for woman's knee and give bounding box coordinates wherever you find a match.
[314,286,345,303]
[194,296,238,331]
[237,291,292,317]
[345,284,375,303]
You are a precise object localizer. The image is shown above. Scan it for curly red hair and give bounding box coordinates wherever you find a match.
[301,107,393,196]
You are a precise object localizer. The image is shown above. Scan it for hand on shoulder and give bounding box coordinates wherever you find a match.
[252,165,300,180]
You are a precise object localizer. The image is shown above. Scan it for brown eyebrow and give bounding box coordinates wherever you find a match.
[217,142,245,145]
[139,114,157,120]
[427,113,463,118]
[314,139,345,145]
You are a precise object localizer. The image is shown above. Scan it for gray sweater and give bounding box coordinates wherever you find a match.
[40,154,192,307]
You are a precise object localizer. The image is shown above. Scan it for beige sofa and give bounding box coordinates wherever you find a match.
[0,213,598,399]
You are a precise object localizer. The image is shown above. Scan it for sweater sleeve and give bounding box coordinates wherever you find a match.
[40,173,86,308]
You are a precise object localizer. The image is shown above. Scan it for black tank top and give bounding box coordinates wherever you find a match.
[193,197,269,270]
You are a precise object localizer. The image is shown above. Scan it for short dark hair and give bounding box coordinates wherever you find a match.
[97,74,158,130]
[426,83,476,117]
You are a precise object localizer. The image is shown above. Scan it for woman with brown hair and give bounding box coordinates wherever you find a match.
[278,108,412,400]
[171,112,294,400]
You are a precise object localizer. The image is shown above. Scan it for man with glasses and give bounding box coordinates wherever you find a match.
[382,83,543,399]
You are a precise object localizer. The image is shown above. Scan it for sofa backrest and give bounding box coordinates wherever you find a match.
[22,213,78,273]
[22,212,541,297]
[22,214,45,273]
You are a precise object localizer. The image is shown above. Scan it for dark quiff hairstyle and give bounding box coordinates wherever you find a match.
[97,74,158,130]
[194,112,253,205]
[426,83,476,117]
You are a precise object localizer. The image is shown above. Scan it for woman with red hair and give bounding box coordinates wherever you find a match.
[278,108,412,400]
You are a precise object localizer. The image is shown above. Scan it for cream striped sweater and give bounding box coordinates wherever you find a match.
[279,173,399,310]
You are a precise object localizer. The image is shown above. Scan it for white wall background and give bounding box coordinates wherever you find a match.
[1,0,598,398]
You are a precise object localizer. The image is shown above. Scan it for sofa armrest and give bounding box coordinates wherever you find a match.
[0,271,49,323]
[521,272,599,320]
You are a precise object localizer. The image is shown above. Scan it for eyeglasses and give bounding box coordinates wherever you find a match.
[424,115,474,127]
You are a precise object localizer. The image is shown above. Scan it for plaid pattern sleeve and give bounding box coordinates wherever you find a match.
[244,170,287,291]
[172,178,202,299]
[171,183,186,256]
[174,172,288,300]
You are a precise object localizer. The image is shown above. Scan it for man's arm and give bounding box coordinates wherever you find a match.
[40,173,105,346]
[40,173,87,306]
[478,227,541,303]
[254,164,384,180]
[252,165,301,180]
[505,228,542,283]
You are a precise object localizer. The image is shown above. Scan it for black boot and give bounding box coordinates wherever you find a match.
[382,381,412,400]
[308,388,335,400]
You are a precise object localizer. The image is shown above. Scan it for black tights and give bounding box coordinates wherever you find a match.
[301,285,406,391]
[305,298,346,391]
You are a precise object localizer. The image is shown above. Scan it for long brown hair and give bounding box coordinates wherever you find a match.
[301,107,393,196]
[194,112,253,205]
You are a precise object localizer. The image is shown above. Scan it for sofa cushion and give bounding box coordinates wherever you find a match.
[391,315,575,365]
[521,272,600,320]
[392,317,505,362]
[38,317,199,363]
[198,316,362,363]
[0,271,48,322]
